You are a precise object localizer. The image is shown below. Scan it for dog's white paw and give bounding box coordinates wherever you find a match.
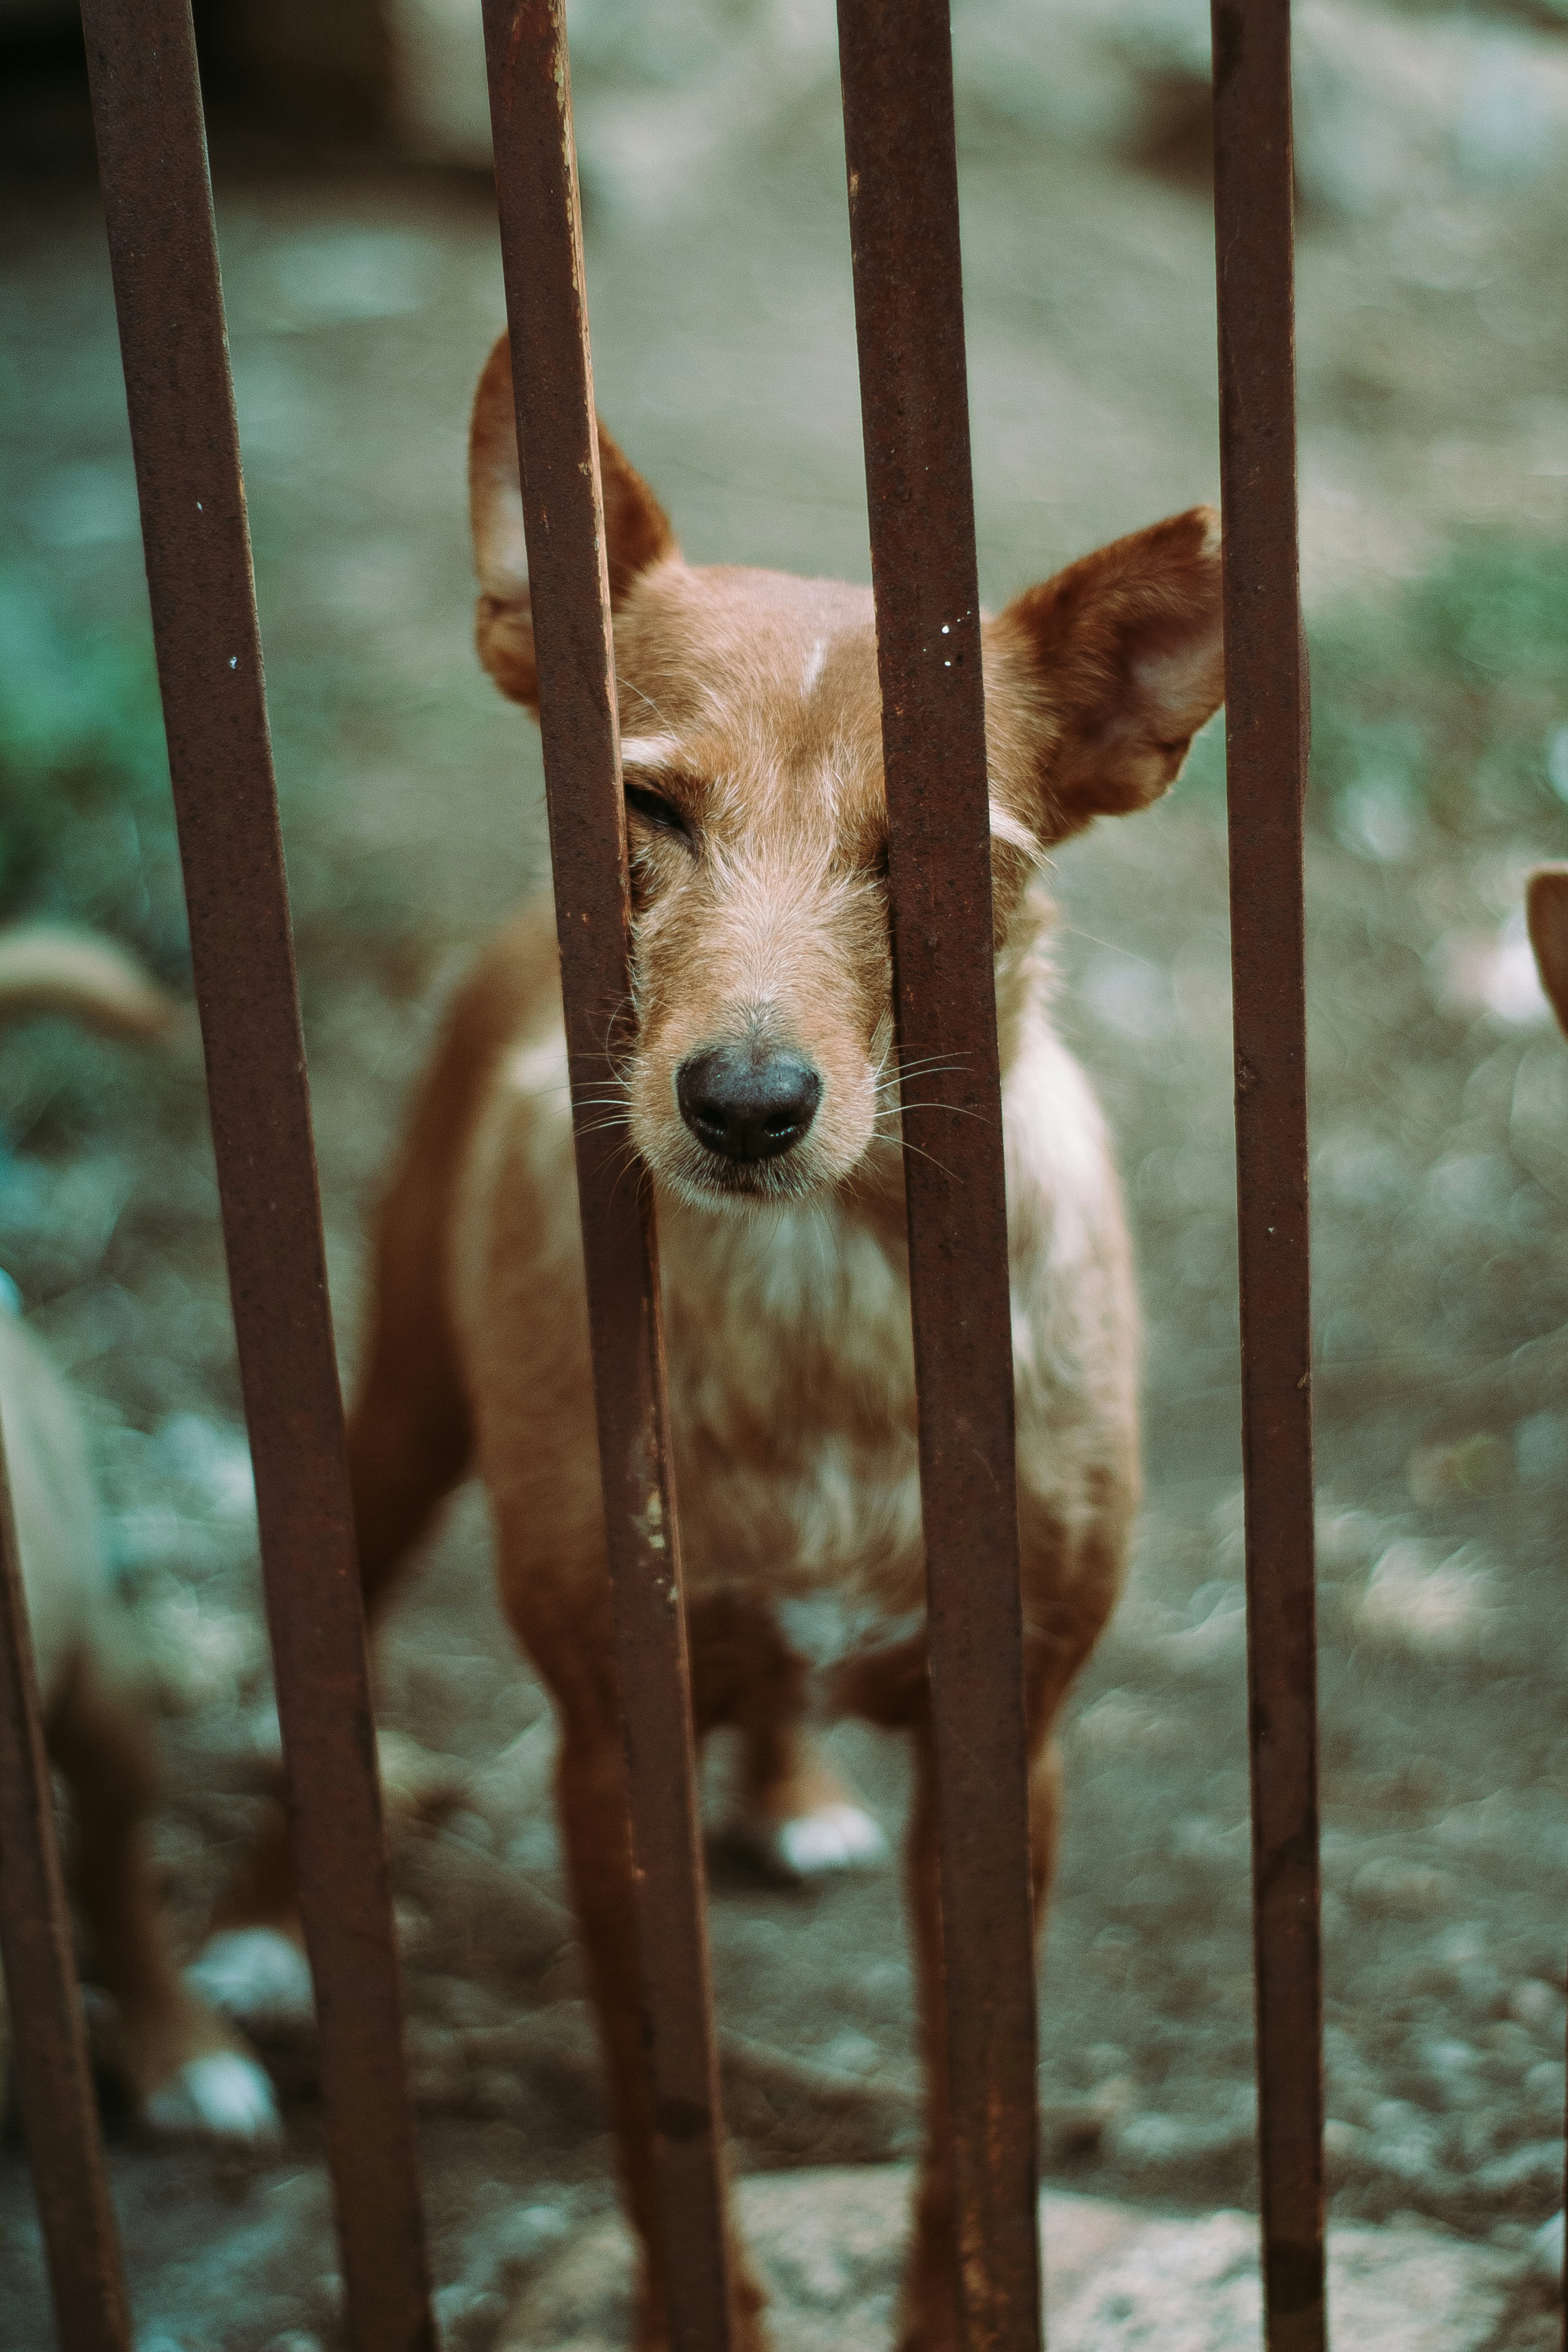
[768,1802,888,1881]
[143,2050,283,2146]
[187,1928,315,2032]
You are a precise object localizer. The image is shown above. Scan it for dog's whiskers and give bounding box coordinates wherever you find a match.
[604,1139,649,1206]
[875,1100,985,1122]
[1057,922,1160,974]
[872,1053,970,1094]
[892,1137,962,1182]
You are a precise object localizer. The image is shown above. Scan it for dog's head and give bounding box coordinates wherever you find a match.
[471,333,1224,1213]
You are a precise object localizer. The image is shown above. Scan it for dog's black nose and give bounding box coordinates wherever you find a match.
[676,1048,822,1162]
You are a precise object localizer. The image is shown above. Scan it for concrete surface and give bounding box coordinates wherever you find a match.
[498,2164,1527,2351]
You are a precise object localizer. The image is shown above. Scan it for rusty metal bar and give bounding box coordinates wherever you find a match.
[1210,6,1326,2348]
[76,7,434,2347]
[0,1419,132,2352]
[480,6,733,2349]
[836,4,1042,2345]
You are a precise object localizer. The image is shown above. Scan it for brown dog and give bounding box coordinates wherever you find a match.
[245,335,1225,2344]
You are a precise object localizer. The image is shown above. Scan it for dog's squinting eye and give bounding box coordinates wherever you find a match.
[624,782,693,843]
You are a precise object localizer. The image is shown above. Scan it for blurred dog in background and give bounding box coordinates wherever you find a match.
[0,926,279,2146]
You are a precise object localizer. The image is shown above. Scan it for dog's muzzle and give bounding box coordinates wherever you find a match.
[676,1046,822,1162]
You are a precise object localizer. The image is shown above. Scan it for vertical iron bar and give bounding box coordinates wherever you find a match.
[1210,6,1326,2349]
[836,4,1042,2347]
[0,1419,132,2352]
[76,7,435,2347]
[480,6,733,2349]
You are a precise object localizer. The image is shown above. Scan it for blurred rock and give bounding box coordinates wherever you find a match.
[1429,910,1555,1032]
[375,1724,474,1823]
[494,2165,1524,2350]
[1525,2060,1568,2117]
[1350,1856,1456,1918]
[1354,1539,1493,1656]
[1159,1579,1246,1671]
[390,1816,575,1989]
[717,2028,916,2168]
[1512,1979,1568,2036]
[1474,2139,1567,2198]
[1324,2117,1373,2187]
[1315,1499,1392,1578]
[433,2278,508,2347]
[1109,2103,1258,2194]
[383,0,1568,232]
[400,1997,918,2165]
[1406,1432,1512,1506]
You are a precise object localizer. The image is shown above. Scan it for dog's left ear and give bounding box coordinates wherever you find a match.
[1528,867,1568,1037]
[988,505,1225,838]
[469,331,677,709]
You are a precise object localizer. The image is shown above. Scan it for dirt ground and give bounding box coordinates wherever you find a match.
[2,14,1568,2345]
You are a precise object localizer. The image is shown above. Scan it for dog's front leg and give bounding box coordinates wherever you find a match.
[554,1700,770,2351]
[898,1721,1061,2352]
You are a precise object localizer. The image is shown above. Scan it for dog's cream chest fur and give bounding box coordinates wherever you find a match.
[463,993,1136,1670]
[658,1191,926,1623]
[466,1021,928,1627]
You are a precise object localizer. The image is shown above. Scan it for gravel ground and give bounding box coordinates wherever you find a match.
[2,15,1567,2342]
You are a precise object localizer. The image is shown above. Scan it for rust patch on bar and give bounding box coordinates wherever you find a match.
[836,2,1042,2346]
[76,5,434,2346]
[0,1422,131,2352]
[1209,5,1327,2349]
[480,5,734,2348]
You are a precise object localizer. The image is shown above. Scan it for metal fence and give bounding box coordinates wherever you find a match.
[0,2,1496,2349]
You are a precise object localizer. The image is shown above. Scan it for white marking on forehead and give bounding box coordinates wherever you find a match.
[619,734,683,769]
[801,638,827,697]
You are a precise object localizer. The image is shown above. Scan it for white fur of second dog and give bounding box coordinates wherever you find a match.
[0,1251,279,2145]
[5,1305,127,1705]
[764,1801,889,1881]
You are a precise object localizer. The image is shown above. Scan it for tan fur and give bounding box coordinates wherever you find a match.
[0,924,176,1040]
[243,335,1225,2343]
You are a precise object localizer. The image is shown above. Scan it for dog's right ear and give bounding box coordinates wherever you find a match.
[468,332,677,709]
[1528,866,1568,1036]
